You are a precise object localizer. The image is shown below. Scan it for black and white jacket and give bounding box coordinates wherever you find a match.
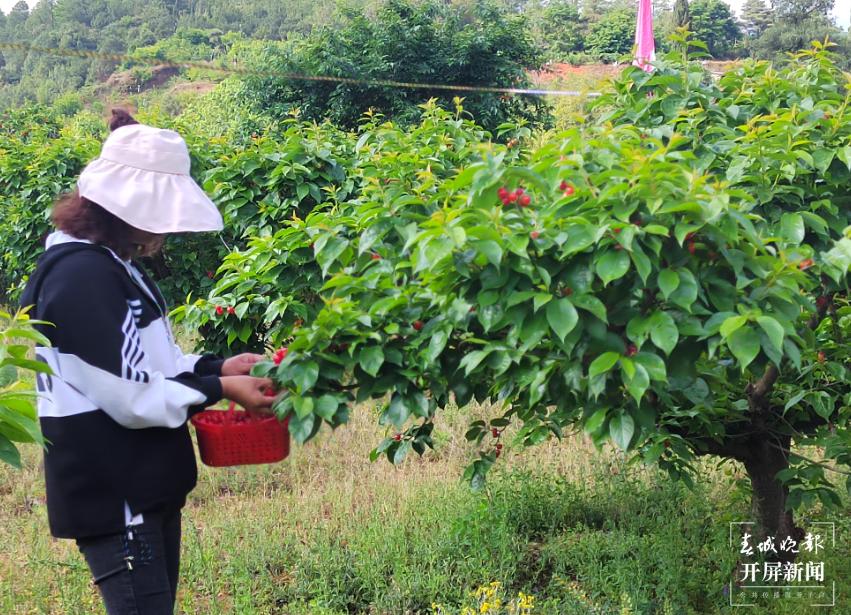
[20,231,223,539]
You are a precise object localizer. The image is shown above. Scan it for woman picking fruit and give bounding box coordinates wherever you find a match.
[19,109,275,615]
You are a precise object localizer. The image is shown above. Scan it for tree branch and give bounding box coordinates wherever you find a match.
[747,292,836,413]
[767,440,851,477]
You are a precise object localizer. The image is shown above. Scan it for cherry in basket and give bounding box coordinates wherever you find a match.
[191,402,290,467]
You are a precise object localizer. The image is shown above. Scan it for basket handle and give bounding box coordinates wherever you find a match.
[227,400,237,415]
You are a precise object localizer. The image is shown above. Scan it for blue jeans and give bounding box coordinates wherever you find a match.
[76,507,182,615]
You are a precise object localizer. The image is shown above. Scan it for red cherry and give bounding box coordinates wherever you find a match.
[491,428,499,438]
[519,194,531,207]
[684,232,696,242]
[687,241,696,255]
[273,347,288,365]
[507,192,518,203]
[227,306,236,315]
[215,306,224,316]
[393,434,402,442]
[613,228,621,235]
[563,184,575,196]
[371,253,381,260]
[206,270,214,279]
[626,343,638,357]
[799,258,814,270]
[516,187,525,196]
[498,187,509,199]
[264,388,277,397]
[413,320,424,331]
[816,295,830,310]
[530,230,540,240]
[817,351,826,363]
[562,286,573,297]
[559,180,568,191]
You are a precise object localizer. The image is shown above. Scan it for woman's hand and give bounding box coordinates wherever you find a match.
[221,353,265,377]
[220,376,276,414]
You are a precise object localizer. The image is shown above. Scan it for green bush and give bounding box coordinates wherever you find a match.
[234,0,550,132]
[0,308,49,468]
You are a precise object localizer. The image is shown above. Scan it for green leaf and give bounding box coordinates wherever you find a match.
[620,357,636,380]
[625,364,650,405]
[720,315,748,339]
[727,326,760,371]
[609,412,635,450]
[460,349,491,375]
[0,434,21,468]
[658,269,679,300]
[595,250,630,286]
[756,316,784,353]
[287,413,315,444]
[633,352,667,381]
[783,391,806,412]
[393,440,412,465]
[293,395,314,419]
[630,246,652,283]
[649,311,678,355]
[584,407,608,433]
[808,391,833,420]
[571,294,608,323]
[385,393,410,427]
[426,329,449,363]
[669,269,698,311]
[545,298,579,342]
[533,293,553,311]
[314,395,338,421]
[316,236,347,276]
[780,213,805,245]
[358,346,385,377]
[589,351,620,378]
[292,361,319,392]
[475,240,503,267]
[626,315,651,344]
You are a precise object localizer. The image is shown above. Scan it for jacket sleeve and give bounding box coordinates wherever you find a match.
[38,254,222,429]
[172,348,225,377]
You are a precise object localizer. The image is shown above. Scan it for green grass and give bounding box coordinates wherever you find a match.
[2,399,848,614]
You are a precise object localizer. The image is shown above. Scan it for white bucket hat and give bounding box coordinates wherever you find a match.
[77,123,224,234]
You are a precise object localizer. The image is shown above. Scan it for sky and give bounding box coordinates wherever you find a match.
[1,0,850,29]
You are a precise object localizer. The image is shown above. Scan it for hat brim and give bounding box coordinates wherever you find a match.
[78,158,224,234]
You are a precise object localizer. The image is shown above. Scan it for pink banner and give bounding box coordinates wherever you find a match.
[633,0,655,72]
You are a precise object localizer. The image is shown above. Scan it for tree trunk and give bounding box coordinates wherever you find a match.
[741,434,803,562]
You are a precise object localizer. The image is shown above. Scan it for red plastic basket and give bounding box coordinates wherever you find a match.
[191,402,290,467]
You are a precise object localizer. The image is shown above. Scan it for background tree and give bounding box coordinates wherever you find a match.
[236,0,548,132]
[673,0,690,27]
[688,0,742,58]
[531,0,587,60]
[585,8,636,61]
[740,0,774,37]
[770,0,834,21]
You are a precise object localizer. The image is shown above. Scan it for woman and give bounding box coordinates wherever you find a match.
[20,109,275,614]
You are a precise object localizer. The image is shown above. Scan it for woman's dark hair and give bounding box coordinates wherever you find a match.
[52,190,139,260]
[109,108,139,132]
[51,109,143,260]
